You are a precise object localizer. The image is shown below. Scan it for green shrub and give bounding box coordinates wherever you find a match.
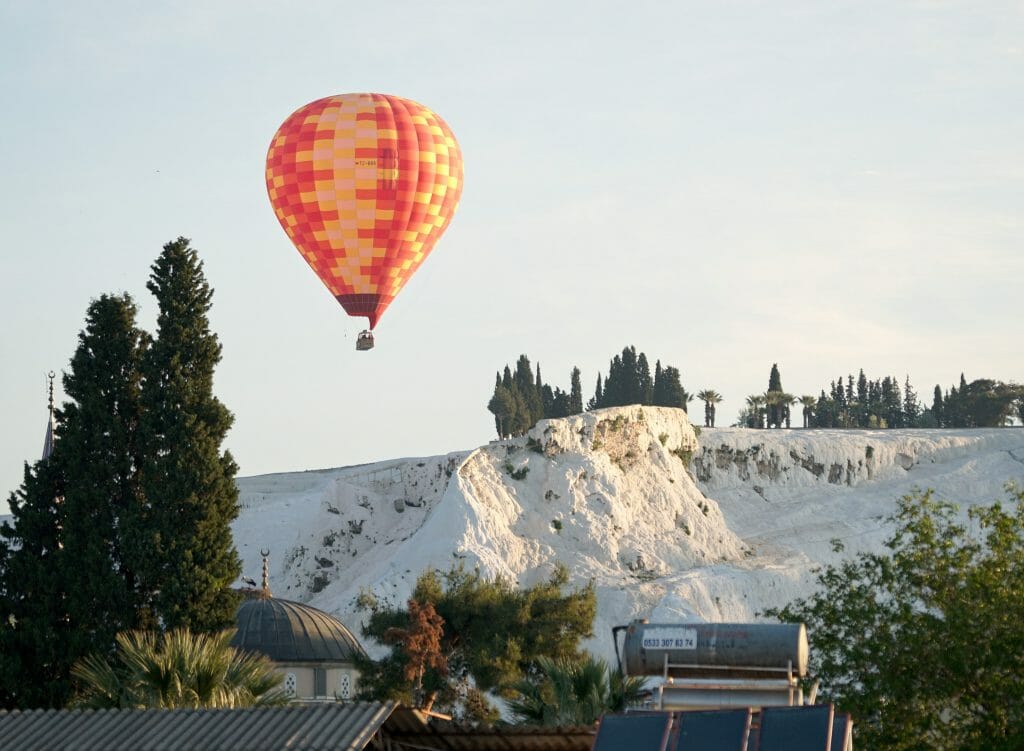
[671,447,693,465]
[505,462,530,480]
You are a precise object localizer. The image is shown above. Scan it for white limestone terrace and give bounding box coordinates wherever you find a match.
[231,407,1024,663]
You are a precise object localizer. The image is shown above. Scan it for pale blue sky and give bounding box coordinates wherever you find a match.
[2,1,1021,513]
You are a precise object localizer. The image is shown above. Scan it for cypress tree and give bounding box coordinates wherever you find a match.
[602,355,623,407]
[903,376,920,426]
[620,346,640,405]
[549,387,570,419]
[652,361,664,405]
[487,382,516,438]
[932,385,944,427]
[588,374,603,410]
[766,364,785,428]
[513,355,543,426]
[655,366,689,411]
[535,363,547,416]
[637,353,653,406]
[569,367,583,415]
[138,238,241,632]
[58,295,151,656]
[946,386,962,427]
[0,294,147,708]
[541,383,556,419]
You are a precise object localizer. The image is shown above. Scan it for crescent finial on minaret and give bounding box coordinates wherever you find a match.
[260,549,272,599]
[42,371,56,460]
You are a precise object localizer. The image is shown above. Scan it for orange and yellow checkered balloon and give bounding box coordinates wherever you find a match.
[266,93,463,329]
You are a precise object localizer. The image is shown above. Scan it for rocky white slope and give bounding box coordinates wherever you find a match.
[233,407,1024,661]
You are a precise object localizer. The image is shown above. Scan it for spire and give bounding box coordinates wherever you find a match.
[42,371,55,460]
[260,549,272,599]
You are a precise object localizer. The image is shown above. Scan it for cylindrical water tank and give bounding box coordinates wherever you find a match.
[621,621,808,679]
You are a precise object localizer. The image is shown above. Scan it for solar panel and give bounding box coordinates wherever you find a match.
[592,713,672,751]
[674,708,752,751]
[757,704,834,751]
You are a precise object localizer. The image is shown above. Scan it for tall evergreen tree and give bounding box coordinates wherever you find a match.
[932,385,944,427]
[653,366,689,412]
[946,386,962,427]
[904,376,920,426]
[568,367,583,415]
[549,387,570,419]
[487,380,516,438]
[588,374,603,411]
[0,294,147,708]
[620,346,640,404]
[637,354,653,406]
[602,354,624,407]
[57,295,152,657]
[856,369,869,427]
[513,355,543,426]
[137,238,241,632]
[766,364,785,428]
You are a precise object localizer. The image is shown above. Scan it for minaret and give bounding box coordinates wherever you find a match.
[42,371,55,460]
[260,549,272,600]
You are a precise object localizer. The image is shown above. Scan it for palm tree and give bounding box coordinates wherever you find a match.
[779,392,797,428]
[800,395,817,428]
[696,390,723,428]
[746,394,766,428]
[71,628,286,709]
[508,655,647,726]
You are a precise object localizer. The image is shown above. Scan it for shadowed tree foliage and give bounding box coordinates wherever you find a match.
[766,485,1024,750]
[355,564,596,721]
[71,628,285,709]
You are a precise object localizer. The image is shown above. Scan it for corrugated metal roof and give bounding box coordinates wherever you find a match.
[0,702,600,751]
[0,701,400,751]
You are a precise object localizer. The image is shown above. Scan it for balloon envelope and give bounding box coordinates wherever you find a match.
[266,93,463,329]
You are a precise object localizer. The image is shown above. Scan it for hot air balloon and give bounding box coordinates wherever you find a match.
[266,93,464,350]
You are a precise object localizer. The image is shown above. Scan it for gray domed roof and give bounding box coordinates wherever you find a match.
[232,597,367,664]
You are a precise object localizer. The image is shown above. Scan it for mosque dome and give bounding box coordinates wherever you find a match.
[232,596,367,664]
